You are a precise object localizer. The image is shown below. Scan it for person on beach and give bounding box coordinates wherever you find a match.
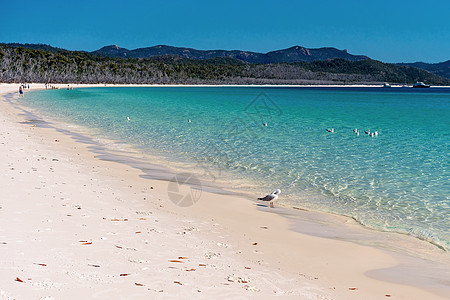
[19,85,24,97]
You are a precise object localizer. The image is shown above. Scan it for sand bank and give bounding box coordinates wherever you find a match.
[0,83,448,299]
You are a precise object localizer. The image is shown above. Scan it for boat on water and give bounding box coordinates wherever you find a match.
[412,82,430,88]
[383,82,392,88]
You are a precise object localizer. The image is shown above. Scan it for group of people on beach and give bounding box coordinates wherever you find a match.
[45,83,60,89]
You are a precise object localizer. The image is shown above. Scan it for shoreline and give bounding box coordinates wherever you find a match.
[21,84,450,252]
[30,83,450,88]
[1,83,449,299]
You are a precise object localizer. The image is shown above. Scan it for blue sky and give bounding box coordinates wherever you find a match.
[1,0,449,63]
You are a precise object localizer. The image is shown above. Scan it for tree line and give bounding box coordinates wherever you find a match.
[1,44,448,85]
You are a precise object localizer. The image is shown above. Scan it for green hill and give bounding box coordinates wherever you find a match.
[398,60,450,79]
[92,44,369,63]
[1,44,448,85]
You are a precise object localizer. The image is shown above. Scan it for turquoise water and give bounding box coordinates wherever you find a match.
[24,87,450,249]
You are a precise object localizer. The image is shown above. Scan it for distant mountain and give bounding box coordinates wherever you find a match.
[92,45,369,63]
[397,60,450,79]
[2,43,449,85]
[1,43,66,53]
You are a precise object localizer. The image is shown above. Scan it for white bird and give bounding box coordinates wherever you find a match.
[127,117,130,121]
[326,128,334,133]
[263,122,268,127]
[257,189,281,208]
[188,119,191,123]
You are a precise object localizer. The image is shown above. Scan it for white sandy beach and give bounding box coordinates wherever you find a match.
[0,83,449,299]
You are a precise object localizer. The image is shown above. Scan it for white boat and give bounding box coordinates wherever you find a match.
[383,82,392,88]
[412,82,430,88]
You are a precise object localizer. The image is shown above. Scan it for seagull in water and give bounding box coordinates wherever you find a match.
[257,189,281,208]
[326,128,334,133]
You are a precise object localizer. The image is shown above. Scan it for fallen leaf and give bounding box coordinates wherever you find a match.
[252,243,258,246]
[135,231,142,234]
[260,226,268,229]
[135,283,144,286]
[169,260,184,263]
[174,281,182,285]
[120,273,130,276]
[185,268,196,272]
[88,264,100,267]
[349,287,358,291]
[139,218,146,220]
[178,257,188,259]
[111,219,120,221]
[115,245,123,249]
[55,139,60,142]
[34,263,47,266]
[82,242,92,245]
[245,267,251,269]
[15,277,23,282]
[385,295,391,298]
[199,264,206,267]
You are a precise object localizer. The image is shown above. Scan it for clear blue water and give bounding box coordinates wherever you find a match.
[24,87,450,249]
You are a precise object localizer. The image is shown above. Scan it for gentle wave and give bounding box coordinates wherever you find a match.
[23,86,450,250]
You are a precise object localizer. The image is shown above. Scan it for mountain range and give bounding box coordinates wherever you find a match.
[397,60,450,80]
[91,44,369,64]
[4,43,448,79]
[1,43,449,83]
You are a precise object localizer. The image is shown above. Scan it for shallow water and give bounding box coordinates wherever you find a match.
[24,86,450,249]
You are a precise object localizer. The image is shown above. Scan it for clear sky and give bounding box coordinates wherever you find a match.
[1,0,449,63]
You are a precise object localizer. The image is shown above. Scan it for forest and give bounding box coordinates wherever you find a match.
[1,44,448,85]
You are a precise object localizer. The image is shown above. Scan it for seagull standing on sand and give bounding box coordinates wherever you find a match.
[257,189,281,208]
